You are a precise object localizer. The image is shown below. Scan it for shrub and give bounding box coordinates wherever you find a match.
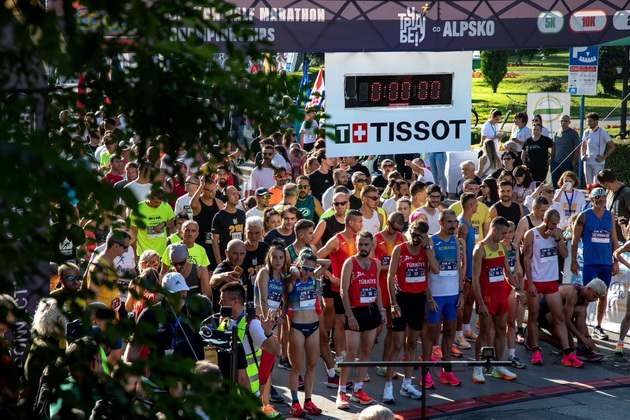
[605,140,630,184]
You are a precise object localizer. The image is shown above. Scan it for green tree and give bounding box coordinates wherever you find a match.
[2,0,292,417]
[514,49,537,65]
[480,50,509,93]
[599,46,625,95]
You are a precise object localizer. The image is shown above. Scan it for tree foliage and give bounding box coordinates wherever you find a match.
[480,50,509,93]
[1,0,293,417]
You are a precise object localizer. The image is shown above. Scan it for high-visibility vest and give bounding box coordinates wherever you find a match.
[217,315,262,395]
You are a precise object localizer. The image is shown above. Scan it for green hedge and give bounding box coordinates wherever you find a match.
[606,140,630,184]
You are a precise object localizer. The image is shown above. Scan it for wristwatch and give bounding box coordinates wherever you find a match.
[424,245,432,250]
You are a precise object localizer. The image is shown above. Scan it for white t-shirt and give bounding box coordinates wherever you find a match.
[582,128,612,164]
[246,207,264,219]
[413,207,442,234]
[250,166,276,191]
[481,121,501,151]
[175,194,193,219]
[321,186,335,211]
[300,119,319,145]
[556,189,586,229]
[272,153,290,170]
[124,181,152,203]
[419,168,435,184]
[91,244,136,301]
[510,125,532,152]
[381,198,397,216]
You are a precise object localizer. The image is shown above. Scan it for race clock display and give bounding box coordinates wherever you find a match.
[345,74,453,108]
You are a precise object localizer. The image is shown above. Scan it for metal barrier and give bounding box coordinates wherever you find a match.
[338,357,512,419]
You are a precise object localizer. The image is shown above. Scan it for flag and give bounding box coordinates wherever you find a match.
[306,67,325,110]
[297,56,311,109]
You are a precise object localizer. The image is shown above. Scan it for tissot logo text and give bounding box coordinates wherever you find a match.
[335,119,466,144]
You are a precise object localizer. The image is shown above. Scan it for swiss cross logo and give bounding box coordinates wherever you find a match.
[352,123,368,143]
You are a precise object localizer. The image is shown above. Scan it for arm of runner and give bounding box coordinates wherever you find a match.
[388,245,402,317]
[613,241,630,270]
[471,244,489,317]
[198,265,212,301]
[340,258,359,331]
[571,212,585,275]
[523,230,537,297]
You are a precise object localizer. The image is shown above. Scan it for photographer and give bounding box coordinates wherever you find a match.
[216,282,280,400]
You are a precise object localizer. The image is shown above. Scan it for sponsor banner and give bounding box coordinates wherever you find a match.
[568,47,600,96]
[527,92,571,134]
[167,1,630,52]
[325,52,471,158]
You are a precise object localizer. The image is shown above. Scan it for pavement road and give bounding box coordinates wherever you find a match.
[267,319,630,419]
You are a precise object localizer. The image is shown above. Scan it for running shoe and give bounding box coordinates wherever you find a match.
[383,383,395,404]
[431,346,443,359]
[592,326,609,341]
[454,336,472,349]
[400,382,423,399]
[261,404,281,419]
[531,349,543,365]
[377,366,387,377]
[492,366,517,380]
[509,355,527,369]
[290,402,305,417]
[303,401,322,415]
[451,344,463,358]
[516,327,526,345]
[350,389,374,405]
[561,352,585,368]
[269,386,285,403]
[333,355,344,373]
[277,357,292,370]
[472,366,485,383]
[419,371,435,389]
[576,348,604,362]
[614,342,625,356]
[439,371,462,386]
[364,372,371,382]
[326,373,353,389]
[464,330,479,341]
[336,392,349,410]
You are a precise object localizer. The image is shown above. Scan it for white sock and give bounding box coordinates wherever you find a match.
[508,348,516,358]
[354,382,363,391]
[327,368,336,378]
[456,330,464,338]
[385,381,393,387]
[463,324,471,332]
[432,345,439,350]
[403,378,411,386]
[339,385,347,394]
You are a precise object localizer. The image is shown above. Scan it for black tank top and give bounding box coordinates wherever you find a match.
[194,198,220,267]
[492,202,521,226]
[526,215,534,230]
[185,264,201,295]
[322,215,345,245]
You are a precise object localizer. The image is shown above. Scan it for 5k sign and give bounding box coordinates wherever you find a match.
[325,52,472,158]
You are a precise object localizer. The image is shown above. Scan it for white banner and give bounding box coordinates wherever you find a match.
[527,92,571,135]
[325,52,472,158]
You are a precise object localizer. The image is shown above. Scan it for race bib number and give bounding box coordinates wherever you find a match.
[382,256,391,267]
[299,288,316,308]
[204,346,219,365]
[147,225,162,239]
[540,247,557,263]
[111,297,121,312]
[231,231,243,241]
[488,266,504,283]
[592,230,611,244]
[474,226,480,240]
[360,287,377,304]
[406,266,426,283]
[205,232,213,245]
[164,349,174,356]
[507,255,516,273]
[440,261,458,276]
[267,289,283,310]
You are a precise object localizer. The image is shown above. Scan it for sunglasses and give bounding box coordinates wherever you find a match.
[429,195,441,199]
[61,275,80,282]
[502,157,513,161]
[391,226,405,232]
[300,265,316,272]
[410,232,424,239]
[185,181,199,186]
[298,185,310,190]
[365,196,379,201]
[113,242,129,251]
[355,179,367,183]
[259,194,271,199]
[545,189,555,194]
[172,260,186,267]
[383,164,394,168]
[148,260,161,267]
[276,175,288,179]
[333,201,348,206]
[264,153,275,157]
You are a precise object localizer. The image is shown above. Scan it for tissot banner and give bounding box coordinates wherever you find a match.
[171,1,630,52]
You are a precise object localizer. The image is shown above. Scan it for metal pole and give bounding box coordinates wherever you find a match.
[421,366,426,420]
[621,46,629,139]
[579,95,585,187]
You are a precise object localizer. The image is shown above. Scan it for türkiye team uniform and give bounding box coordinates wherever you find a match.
[429,234,459,324]
[478,242,509,316]
[373,231,405,308]
[329,233,357,314]
[392,243,428,332]
[344,257,381,332]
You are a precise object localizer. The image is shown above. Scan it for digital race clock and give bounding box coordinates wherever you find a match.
[345,74,453,108]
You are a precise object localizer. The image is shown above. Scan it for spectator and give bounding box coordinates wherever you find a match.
[581,112,615,183]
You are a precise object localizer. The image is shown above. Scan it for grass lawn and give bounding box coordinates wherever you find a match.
[473,51,628,123]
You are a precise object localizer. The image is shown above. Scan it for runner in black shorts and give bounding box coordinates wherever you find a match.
[383,219,437,402]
